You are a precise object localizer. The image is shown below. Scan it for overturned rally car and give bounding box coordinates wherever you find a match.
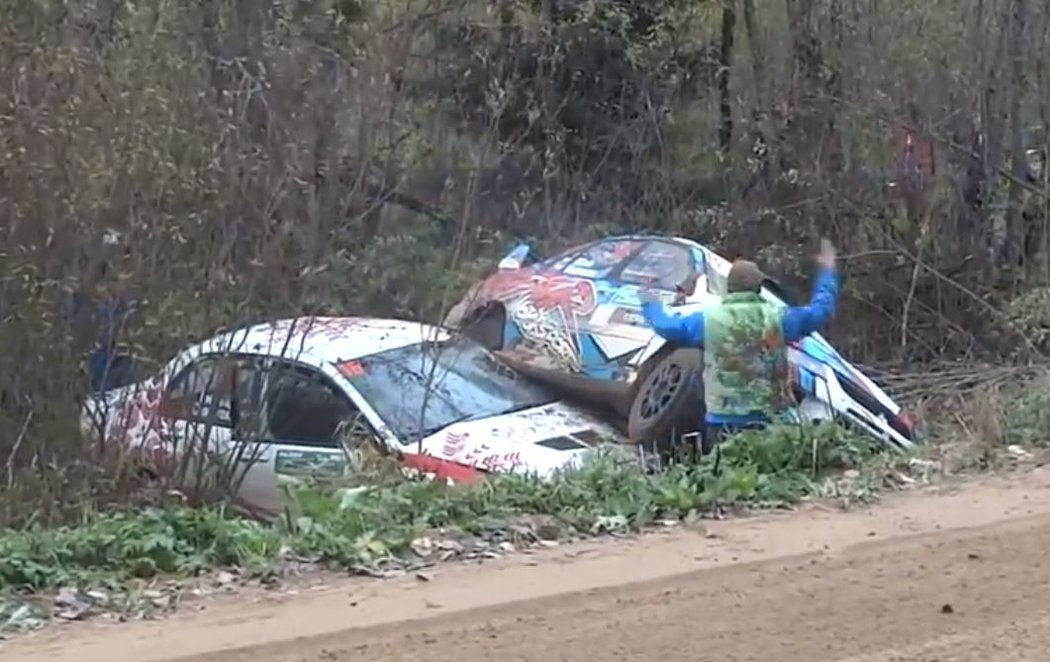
[444,234,921,452]
[82,317,629,514]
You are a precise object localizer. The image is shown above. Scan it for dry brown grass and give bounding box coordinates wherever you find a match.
[897,367,1050,472]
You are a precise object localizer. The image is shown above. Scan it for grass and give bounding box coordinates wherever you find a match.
[914,371,1050,473]
[7,385,1050,635]
[0,509,281,592]
[0,422,882,596]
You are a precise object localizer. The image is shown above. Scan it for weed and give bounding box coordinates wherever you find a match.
[280,421,884,565]
[0,421,883,597]
[1000,384,1050,447]
[930,372,1050,469]
[0,508,279,592]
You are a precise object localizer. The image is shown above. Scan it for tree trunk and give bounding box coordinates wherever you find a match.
[1038,0,1050,280]
[784,0,834,173]
[1003,0,1028,273]
[740,0,778,199]
[718,0,737,156]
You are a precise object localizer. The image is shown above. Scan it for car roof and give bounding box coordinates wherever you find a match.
[195,316,450,367]
[584,233,706,250]
[592,232,676,243]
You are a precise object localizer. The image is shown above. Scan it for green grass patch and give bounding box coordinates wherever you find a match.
[0,421,888,603]
[1000,383,1050,447]
[0,508,281,592]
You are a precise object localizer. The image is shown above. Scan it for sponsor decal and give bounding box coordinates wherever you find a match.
[274,449,346,477]
[443,430,469,457]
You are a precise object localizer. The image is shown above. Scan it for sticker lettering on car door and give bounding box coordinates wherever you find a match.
[274,449,346,477]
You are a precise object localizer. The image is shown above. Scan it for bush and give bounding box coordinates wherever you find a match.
[1001,382,1050,447]
[2,0,1048,524]
[0,508,280,591]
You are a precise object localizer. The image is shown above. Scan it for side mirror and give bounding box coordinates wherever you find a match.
[671,273,702,305]
[497,242,535,271]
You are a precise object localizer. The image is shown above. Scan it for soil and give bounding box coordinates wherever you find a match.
[8,466,1050,662]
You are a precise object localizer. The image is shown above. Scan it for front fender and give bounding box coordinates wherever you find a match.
[443,281,486,328]
[631,335,671,372]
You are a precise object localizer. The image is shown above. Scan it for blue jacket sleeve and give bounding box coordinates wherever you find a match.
[781,267,840,342]
[642,301,704,346]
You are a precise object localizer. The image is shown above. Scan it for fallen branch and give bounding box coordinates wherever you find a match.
[879,363,1050,402]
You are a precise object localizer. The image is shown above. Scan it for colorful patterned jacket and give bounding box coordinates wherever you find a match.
[642,266,840,426]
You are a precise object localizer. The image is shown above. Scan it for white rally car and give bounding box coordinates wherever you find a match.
[82,317,626,514]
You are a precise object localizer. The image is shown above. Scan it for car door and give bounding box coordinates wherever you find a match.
[233,360,375,514]
[521,238,647,374]
[586,239,701,363]
[488,238,644,374]
[156,353,267,498]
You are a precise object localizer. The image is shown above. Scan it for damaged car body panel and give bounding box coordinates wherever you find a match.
[445,238,702,389]
[81,317,626,514]
[444,235,921,452]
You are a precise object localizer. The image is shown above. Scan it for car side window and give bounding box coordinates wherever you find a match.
[561,239,644,279]
[263,364,358,448]
[618,241,696,291]
[535,244,588,272]
[163,355,264,427]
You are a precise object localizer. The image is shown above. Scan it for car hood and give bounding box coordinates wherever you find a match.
[793,334,901,414]
[416,402,624,478]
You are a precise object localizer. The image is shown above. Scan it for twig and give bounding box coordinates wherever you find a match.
[953,410,976,440]
[901,248,923,350]
[6,410,33,490]
[880,364,1050,402]
[900,204,936,350]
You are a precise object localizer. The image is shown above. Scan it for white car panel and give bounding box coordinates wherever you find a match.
[81,316,628,513]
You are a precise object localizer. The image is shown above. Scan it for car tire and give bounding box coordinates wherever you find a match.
[626,347,704,451]
[461,305,506,351]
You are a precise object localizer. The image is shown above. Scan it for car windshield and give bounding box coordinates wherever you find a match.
[345,338,557,443]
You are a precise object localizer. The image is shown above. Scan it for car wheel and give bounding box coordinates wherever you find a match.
[626,347,704,450]
[462,305,506,351]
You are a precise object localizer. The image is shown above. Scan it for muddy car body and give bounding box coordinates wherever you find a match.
[81,317,625,514]
[444,235,920,451]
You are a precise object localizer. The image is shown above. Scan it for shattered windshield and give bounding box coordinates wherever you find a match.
[343,338,557,444]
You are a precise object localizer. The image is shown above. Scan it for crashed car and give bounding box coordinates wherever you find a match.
[444,235,920,451]
[82,317,626,513]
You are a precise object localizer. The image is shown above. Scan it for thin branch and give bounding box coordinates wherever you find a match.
[6,410,33,490]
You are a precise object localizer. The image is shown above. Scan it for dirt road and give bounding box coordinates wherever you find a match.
[8,466,1050,662]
